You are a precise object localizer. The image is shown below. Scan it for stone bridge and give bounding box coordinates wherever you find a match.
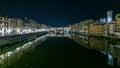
[47,27,71,34]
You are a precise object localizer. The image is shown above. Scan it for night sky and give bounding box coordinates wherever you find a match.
[0,0,120,27]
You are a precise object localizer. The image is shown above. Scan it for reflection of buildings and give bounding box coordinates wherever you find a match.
[87,37,106,50]
[115,14,120,36]
[48,33,71,37]
[71,34,107,50]
[0,35,47,68]
[109,44,120,66]
[70,34,120,67]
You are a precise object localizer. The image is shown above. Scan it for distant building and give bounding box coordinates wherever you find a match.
[79,21,89,34]
[88,23,103,35]
[99,18,106,23]
[115,14,120,32]
[113,14,120,36]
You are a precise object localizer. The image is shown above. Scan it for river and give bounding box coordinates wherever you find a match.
[0,34,119,68]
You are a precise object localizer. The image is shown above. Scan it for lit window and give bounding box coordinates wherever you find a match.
[118,16,120,18]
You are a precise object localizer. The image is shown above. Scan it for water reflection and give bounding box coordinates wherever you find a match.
[70,34,120,67]
[2,33,120,67]
[0,35,47,68]
[47,33,71,38]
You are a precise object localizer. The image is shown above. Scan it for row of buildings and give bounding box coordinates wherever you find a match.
[71,10,120,37]
[0,14,48,36]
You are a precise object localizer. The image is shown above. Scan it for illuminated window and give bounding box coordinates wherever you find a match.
[118,16,120,18]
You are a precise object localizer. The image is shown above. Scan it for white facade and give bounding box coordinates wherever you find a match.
[0,17,10,36]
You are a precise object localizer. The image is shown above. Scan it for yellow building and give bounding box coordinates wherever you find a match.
[115,14,120,24]
[96,24,102,35]
[88,23,94,34]
[72,23,79,32]
[115,14,120,33]
[88,23,103,35]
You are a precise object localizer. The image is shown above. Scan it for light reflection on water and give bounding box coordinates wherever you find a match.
[1,33,120,67]
[69,34,120,67]
[47,33,71,38]
[0,35,47,68]
[42,33,120,67]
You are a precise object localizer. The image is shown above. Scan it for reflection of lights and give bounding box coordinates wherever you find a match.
[22,44,27,48]
[85,41,88,44]
[16,47,20,50]
[7,51,12,57]
[28,42,32,45]
[35,39,38,41]
[108,53,114,65]
[22,41,33,49]
[0,55,4,64]
[100,51,107,55]
[79,36,84,38]
[0,55,4,59]
[0,34,47,65]
[23,44,30,49]
[66,30,69,34]
[15,47,21,52]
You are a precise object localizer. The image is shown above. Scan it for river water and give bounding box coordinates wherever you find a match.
[0,34,119,68]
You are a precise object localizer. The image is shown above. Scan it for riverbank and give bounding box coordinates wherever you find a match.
[73,32,120,41]
[0,31,47,42]
[0,31,48,54]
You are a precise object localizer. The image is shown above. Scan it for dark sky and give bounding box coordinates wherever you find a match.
[0,0,120,27]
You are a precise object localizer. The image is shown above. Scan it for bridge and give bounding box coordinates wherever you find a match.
[46,27,71,37]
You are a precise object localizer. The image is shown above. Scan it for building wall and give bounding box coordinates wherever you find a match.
[109,23,116,34]
[16,18,25,34]
[115,14,120,32]
[0,17,10,36]
[88,23,103,35]
[9,18,17,35]
[77,21,90,34]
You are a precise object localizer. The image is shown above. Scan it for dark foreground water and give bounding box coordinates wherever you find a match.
[8,35,110,68]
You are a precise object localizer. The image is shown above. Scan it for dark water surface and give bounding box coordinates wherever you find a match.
[7,36,111,68]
